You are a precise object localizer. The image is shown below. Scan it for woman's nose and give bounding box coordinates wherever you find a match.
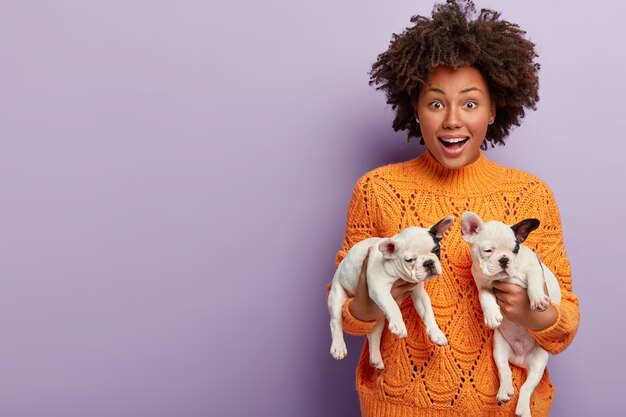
[442,108,462,129]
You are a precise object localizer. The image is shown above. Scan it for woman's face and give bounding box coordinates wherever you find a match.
[414,66,495,170]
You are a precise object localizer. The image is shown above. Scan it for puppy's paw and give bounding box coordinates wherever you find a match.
[427,327,448,346]
[496,384,514,404]
[330,340,347,360]
[369,352,385,371]
[515,403,531,417]
[529,294,551,312]
[484,309,503,329]
[388,319,408,338]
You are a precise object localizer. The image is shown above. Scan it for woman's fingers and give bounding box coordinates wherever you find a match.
[395,292,412,305]
[391,280,417,303]
[357,248,416,309]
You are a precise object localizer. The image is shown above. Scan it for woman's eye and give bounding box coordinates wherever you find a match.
[405,258,416,263]
[464,101,477,109]
[429,101,443,110]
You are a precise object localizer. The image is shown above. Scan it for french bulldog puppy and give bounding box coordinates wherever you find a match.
[328,216,454,370]
[461,211,562,417]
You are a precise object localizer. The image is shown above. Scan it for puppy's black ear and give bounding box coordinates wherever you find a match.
[510,219,541,243]
[428,216,455,241]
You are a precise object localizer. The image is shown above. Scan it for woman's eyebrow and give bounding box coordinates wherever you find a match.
[460,87,483,94]
[426,87,446,95]
[425,86,484,95]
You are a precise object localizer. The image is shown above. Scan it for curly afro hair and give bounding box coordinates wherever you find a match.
[369,0,540,148]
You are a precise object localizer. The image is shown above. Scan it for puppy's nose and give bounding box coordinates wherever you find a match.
[499,257,509,268]
[423,260,435,269]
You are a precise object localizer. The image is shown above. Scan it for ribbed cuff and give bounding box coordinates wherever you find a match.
[529,302,578,354]
[342,298,378,336]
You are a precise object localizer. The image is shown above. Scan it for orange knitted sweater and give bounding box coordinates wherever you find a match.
[332,151,579,417]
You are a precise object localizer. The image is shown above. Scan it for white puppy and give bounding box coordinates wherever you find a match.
[461,211,561,417]
[328,216,454,370]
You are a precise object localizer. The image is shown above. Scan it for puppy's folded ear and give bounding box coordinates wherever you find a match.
[510,218,541,243]
[461,211,484,243]
[378,239,399,259]
[428,216,455,241]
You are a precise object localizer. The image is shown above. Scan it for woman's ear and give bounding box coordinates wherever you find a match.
[412,102,420,124]
[488,104,496,125]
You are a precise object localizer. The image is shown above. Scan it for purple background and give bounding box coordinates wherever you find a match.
[0,1,622,416]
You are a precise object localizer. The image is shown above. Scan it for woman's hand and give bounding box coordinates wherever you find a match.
[348,248,417,322]
[492,282,557,331]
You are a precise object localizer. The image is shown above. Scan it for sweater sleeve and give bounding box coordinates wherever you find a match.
[327,174,380,336]
[528,183,580,354]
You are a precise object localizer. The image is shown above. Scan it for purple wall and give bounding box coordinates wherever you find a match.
[0,1,621,416]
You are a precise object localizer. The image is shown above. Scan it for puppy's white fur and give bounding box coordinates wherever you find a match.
[461,211,561,417]
[328,217,454,370]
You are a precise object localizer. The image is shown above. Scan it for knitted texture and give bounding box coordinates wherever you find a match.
[331,151,579,417]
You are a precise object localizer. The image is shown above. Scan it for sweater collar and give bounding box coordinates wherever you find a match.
[413,150,504,196]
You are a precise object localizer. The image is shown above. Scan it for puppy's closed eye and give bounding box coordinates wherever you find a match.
[405,258,416,263]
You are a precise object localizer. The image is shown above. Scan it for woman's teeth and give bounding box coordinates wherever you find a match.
[439,137,469,147]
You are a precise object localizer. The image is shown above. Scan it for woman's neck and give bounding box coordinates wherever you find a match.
[414,151,504,196]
